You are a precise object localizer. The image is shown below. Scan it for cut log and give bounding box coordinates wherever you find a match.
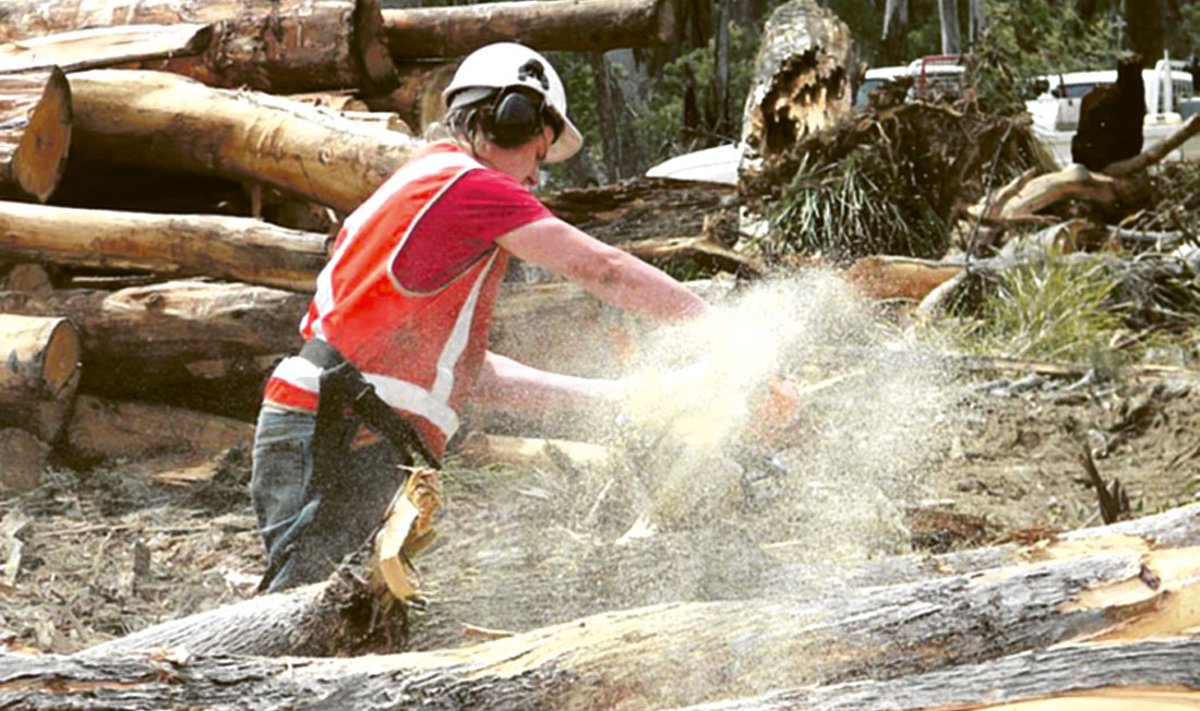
[620,235,763,278]
[0,68,72,203]
[0,427,49,493]
[0,262,51,295]
[0,24,212,74]
[382,0,676,59]
[665,639,1200,710]
[8,504,1200,709]
[67,502,1200,664]
[64,394,252,464]
[155,0,398,95]
[0,281,306,362]
[4,640,1196,711]
[0,0,398,95]
[740,0,854,172]
[0,314,80,442]
[0,0,245,41]
[844,255,965,302]
[0,200,327,292]
[67,69,419,213]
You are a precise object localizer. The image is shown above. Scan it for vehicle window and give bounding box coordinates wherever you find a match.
[855,79,889,108]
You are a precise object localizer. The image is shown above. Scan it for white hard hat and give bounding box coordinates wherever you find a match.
[442,43,583,164]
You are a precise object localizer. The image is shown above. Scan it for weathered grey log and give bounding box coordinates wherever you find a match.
[0,200,326,292]
[740,0,854,173]
[0,68,72,203]
[382,0,675,59]
[664,639,1200,710]
[67,69,419,213]
[8,522,1198,711]
[68,503,1200,678]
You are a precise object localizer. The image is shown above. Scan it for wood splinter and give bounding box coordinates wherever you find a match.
[369,468,442,602]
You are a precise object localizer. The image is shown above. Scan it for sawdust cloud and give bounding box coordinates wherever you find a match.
[458,267,965,617]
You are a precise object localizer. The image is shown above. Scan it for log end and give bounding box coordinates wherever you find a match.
[42,317,81,400]
[13,67,72,204]
[0,427,50,493]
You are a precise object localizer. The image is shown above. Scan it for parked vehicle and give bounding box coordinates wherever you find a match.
[1025,58,1200,167]
[853,55,965,109]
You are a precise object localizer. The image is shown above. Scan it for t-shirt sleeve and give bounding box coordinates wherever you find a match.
[391,168,553,293]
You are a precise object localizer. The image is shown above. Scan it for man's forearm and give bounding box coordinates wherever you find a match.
[471,352,627,411]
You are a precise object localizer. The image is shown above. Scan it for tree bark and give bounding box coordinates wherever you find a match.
[0,0,249,41]
[64,394,252,464]
[0,24,212,74]
[740,0,854,172]
[382,0,676,60]
[0,68,72,204]
[0,427,49,493]
[937,0,962,56]
[0,313,80,442]
[67,69,418,214]
[153,0,398,95]
[0,279,307,373]
[0,200,327,292]
[6,503,1200,710]
[666,640,1200,710]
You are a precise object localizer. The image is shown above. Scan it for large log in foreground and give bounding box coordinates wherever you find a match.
[0,200,326,291]
[382,0,675,59]
[666,639,1200,711]
[51,504,1200,706]
[0,313,80,442]
[67,69,418,213]
[740,0,854,171]
[10,528,1200,711]
[2,639,1196,711]
[0,69,72,203]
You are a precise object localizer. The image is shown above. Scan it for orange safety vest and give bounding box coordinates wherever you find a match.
[263,144,517,458]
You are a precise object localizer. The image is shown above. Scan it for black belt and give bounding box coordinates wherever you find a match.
[300,339,442,470]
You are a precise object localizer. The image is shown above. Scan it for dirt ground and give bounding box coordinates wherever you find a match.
[1,363,1197,656]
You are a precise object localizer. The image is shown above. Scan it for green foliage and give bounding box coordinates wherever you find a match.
[633,21,762,162]
[947,258,1128,365]
[970,0,1115,115]
[764,146,948,264]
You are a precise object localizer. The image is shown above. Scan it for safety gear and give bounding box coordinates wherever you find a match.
[442,42,583,163]
[264,144,517,459]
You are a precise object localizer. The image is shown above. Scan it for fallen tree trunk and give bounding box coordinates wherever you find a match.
[67,69,419,213]
[0,314,80,442]
[740,0,854,177]
[0,0,246,40]
[0,281,306,408]
[666,639,1200,711]
[155,0,398,95]
[65,503,1200,676]
[0,200,327,291]
[0,24,212,74]
[4,638,1196,711]
[382,0,675,59]
[64,394,252,464]
[0,68,72,203]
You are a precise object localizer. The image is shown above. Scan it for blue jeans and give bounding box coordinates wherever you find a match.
[250,406,406,592]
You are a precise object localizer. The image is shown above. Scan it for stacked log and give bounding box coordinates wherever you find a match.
[0,69,72,203]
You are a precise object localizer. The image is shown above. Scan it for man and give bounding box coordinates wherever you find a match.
[250,43,713,593]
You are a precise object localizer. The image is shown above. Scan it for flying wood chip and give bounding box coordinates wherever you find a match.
[369,468,442,602]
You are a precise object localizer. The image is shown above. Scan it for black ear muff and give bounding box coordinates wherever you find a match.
[491,88,543,148]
